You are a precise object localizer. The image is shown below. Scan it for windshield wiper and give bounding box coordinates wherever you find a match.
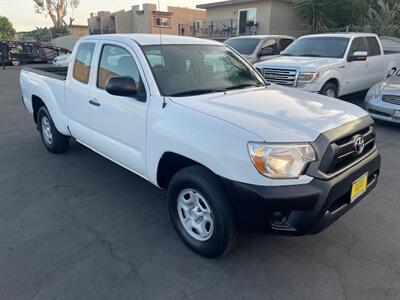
[169,89,226,97]
[224,83,263,91]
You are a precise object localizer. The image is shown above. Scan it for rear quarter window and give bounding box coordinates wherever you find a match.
[366,37,381,56]
[73,43,95,84]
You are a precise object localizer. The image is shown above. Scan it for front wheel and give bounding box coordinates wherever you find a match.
[37,106,69,153]
[320,82,338,98]
[167,165,236,258]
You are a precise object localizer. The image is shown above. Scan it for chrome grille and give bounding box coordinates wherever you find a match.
[319,126,376,174]
[382,95,400,106]
[263,68,297,86]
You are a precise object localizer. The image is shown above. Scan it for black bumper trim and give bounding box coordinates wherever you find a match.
[221,149,380,235]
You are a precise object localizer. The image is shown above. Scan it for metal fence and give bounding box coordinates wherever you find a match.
[322,25,400,38]
[192,19,260,40]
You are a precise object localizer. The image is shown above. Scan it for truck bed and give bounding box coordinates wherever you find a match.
[22,66,68,81]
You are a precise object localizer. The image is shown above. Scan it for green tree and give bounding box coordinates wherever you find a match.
[294,0,335,33]
[368,0,400,27]
[328,0,370,27]
[33,0,80,29]
[0,16,16,41]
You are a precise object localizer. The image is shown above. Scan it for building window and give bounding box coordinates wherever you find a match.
[154,16,171,28]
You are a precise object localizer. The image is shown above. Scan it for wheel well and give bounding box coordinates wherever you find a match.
[157,152,202,188]
[32,95,45,124]
[325,78,339,90]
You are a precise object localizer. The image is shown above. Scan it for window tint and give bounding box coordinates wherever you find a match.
[97,45,140,90]
[261,39,278,54]
[349,37,367,54]
[73,43,95,84]
[224,38,261,55]
[279,39,293,51]
[366,37,381,56]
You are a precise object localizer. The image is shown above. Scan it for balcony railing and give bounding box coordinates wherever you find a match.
[191,19,258,40]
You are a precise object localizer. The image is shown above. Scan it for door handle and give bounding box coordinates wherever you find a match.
[89,99,100,107]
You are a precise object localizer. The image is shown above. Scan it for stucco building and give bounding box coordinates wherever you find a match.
[196,0,308,39]
[88,4,205,36]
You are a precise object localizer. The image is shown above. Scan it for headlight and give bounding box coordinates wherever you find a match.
[365,83,382,101]
[298,72,320,83]
[248,143,316,179]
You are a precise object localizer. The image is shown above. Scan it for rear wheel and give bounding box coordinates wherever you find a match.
[320,82,338,98]
[167,165,236,258]
[37,106,69,153]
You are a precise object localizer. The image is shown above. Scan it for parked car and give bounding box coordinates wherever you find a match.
[365,68,400,123]
[254,33,400,98]
[20,34,380,258]
[52,53,71,67]
[224,35,294,63]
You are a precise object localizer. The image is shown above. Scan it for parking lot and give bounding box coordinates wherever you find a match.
[0,65,399,300]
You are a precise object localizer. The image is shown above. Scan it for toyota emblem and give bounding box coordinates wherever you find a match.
[354,136,365,155]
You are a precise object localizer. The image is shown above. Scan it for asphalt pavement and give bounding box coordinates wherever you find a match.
[0,65,399,300]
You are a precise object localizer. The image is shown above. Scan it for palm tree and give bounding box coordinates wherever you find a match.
[368,0,400,27]
[366,0,400,37]
[294,0,334,33]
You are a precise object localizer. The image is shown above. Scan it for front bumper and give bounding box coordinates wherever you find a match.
[365,97,400,124]
[222,149,380,235]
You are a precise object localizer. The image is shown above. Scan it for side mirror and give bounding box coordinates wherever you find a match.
[258,47,274,57]
[105,76,138,97]
[348,51,368,62]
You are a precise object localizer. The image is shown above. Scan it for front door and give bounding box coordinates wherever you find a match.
[89,42,148,176]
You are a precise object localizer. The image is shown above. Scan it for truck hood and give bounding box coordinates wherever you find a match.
[254,56,342,71]
[170,86,367,143]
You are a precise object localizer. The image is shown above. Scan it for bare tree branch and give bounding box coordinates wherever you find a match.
[32,0,79,29]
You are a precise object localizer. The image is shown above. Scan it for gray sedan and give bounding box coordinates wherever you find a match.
[365,69,400,123]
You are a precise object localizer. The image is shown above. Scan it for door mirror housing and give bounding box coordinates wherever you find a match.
[105,76,138,97]
[258,47,274,57]
[348,51,368,62]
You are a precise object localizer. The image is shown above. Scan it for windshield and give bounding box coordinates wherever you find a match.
[143,45,265,97]
[224,38,261,55]
[281,37,350,58]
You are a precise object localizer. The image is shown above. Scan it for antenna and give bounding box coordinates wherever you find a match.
[158,0,167,109]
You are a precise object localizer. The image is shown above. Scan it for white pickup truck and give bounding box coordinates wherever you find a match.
[254,33,400,98]
[20,34,380,257]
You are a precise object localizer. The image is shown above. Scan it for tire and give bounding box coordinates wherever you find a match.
[167,165,236,258]
[11,60,20,66]
[320,82,338,98]
[37,106,69,153]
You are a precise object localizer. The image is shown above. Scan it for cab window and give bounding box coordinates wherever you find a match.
[97,45,141,90]
[366,37,381,56]
[260,39,278,55]
[279,39,293,52]
[349,37,367,54]
[73,43,95,84]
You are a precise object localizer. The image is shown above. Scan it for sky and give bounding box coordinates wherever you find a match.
[0,0,213,32]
